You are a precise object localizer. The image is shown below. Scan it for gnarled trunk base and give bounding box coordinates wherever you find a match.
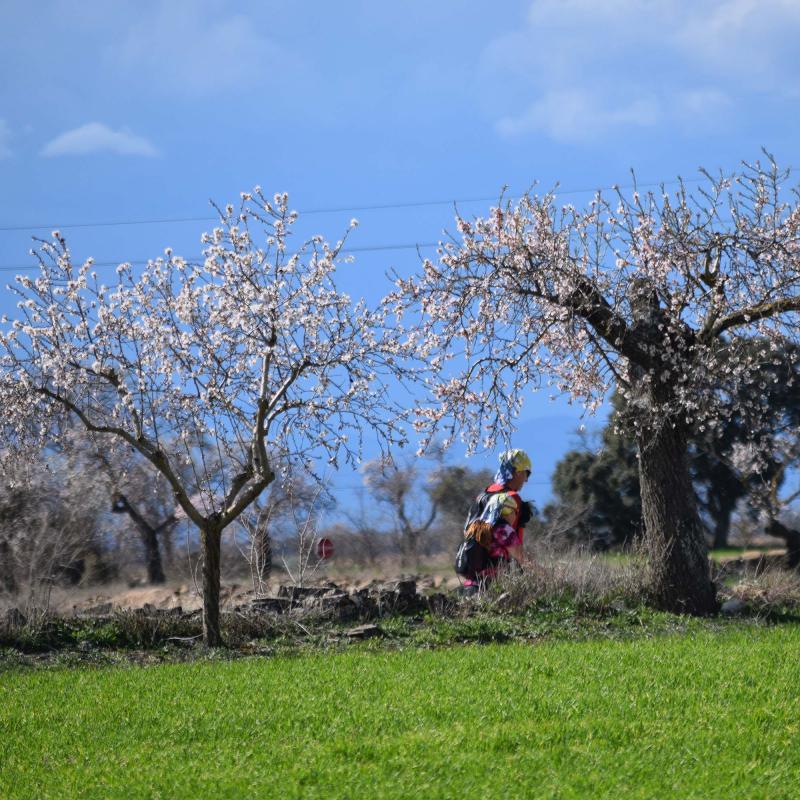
[637,419,718,615]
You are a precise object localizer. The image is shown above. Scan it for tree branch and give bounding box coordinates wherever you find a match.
[711,296,800,339]
[37,386,206,529]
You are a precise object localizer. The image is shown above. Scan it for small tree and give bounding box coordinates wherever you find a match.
[545,394,642,549]
[0,190,407,644]
[0,447,111,604]
[237,473,331,592]
[105,456,177,585]
[390,155,800,614]
[46,424,185,585]
[362,457,439,564]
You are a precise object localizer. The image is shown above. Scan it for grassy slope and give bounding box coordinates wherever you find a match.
[2,626,799,799]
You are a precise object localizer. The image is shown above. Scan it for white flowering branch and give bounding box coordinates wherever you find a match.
[0,188,412,644]
[389,155,800,614]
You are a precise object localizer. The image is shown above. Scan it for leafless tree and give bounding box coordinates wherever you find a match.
[362,456,441,564]
[0,450,111,608]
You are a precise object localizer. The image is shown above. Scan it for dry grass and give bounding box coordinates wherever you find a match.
[724,566,800,615]
[485,544,651,613]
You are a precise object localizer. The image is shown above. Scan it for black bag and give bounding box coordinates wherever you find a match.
[519,500,534,527]
[454,537,488,577]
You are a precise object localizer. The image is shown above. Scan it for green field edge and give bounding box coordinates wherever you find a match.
[3,601,799,673]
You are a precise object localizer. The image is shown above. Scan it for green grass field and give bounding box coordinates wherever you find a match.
[2,626,799,799]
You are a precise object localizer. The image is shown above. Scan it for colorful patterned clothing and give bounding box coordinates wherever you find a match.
[462,482,524,586]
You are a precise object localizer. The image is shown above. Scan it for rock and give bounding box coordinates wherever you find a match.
[4,607,26,628]
[721,598,748,616]
[493,592,513,610]
[426,593,451,615]
[303,592,359,622]
[345,624,384,640]
[250,597,290,614]
[277,585,328,602]
[350,589,378,619]
[392,579,417,597]
[83,602,113,616]
[370,582,425,615]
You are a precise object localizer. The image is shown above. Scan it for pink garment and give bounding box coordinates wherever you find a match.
[488,522,521,561]
[463,522,522,586]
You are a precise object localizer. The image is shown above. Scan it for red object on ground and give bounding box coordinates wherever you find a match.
[317,537,334,559]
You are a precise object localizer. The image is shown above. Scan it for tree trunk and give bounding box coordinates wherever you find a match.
[111,494,166,585]
[711,512,732,551]
[637,418,718,615]
[201,524,223,647]
[766,519,800,570]
[706,480,737,551]
[161,524,175,569]
[399,527,419,568]
[252,525,272,591]
[142,526,166,585]
[0,538,17,594]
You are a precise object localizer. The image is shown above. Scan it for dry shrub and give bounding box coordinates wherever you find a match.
[221,609,308,645]
[726,566,800,615]
[489,542,650,612]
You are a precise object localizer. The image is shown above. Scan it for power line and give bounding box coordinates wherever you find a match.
[0,177,705,234]
[0,241,442,272]
[328,480,552,492]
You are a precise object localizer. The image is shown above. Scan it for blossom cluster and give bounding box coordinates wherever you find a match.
[388,158,800,457]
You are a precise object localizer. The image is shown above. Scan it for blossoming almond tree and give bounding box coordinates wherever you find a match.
[390,156,800,614]
[0,190,408,645]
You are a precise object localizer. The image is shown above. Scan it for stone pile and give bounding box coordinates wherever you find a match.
[242,579,444,623]
[0,579,454,631]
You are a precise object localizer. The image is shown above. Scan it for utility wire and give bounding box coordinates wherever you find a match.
[329,480,552,491]
[0,177,705,234]
[0,241,441,272]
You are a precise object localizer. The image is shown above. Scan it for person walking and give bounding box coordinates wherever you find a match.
[457,448,533,593]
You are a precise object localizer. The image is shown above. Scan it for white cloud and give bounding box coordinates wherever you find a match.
[41,122,159,157]
[677,0,800,80]
[0,119,12,158]
[112,0,289,97]
[674,89,732,121]
[497,90,661,142]
[481,0,800,142]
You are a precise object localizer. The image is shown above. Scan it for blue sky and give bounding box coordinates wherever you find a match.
[2,0,800,513]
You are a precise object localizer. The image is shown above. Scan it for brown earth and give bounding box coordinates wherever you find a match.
[15,549,784,616]
[26,558,464,615]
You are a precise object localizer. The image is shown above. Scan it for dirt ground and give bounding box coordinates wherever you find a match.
[19,556,463,615]
[7,548,787,616]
